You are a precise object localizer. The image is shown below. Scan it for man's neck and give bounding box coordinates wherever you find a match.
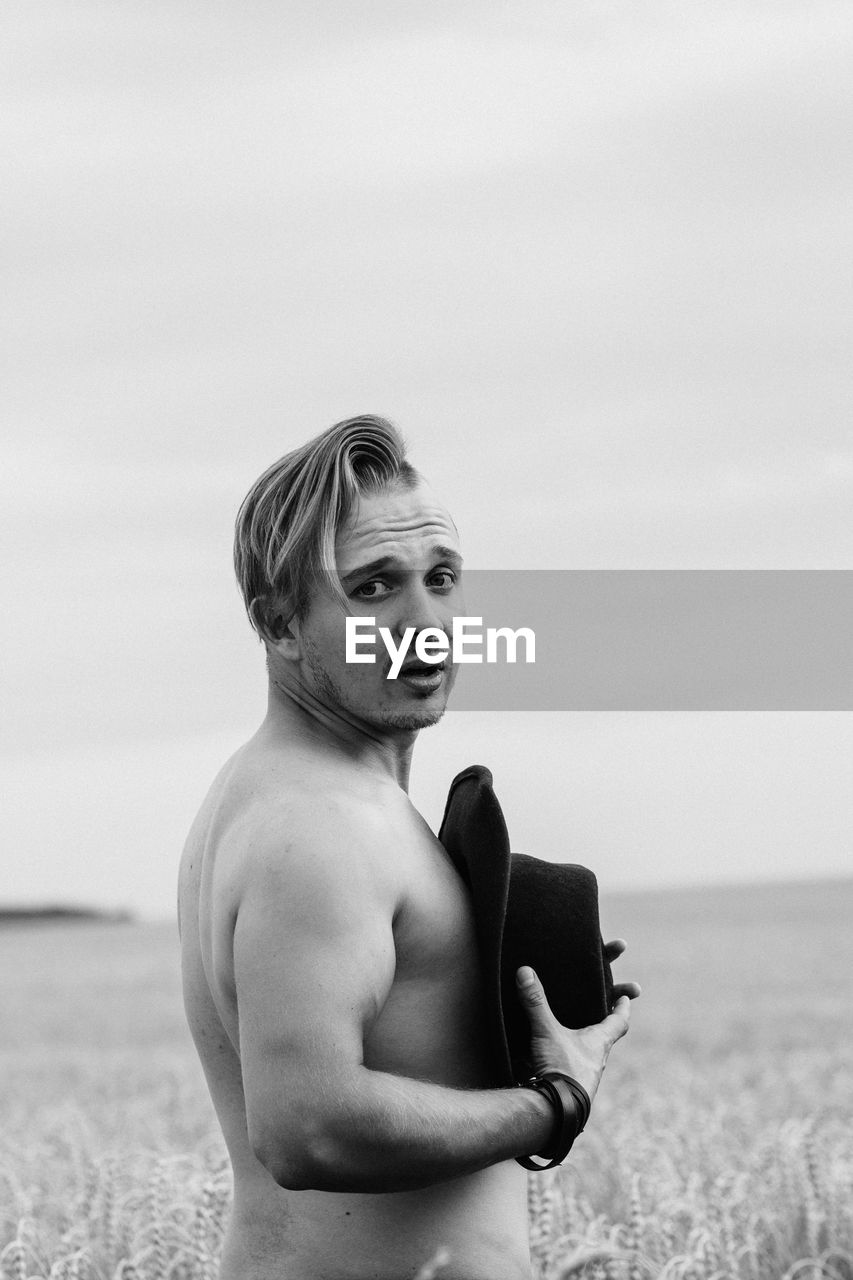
[262,677,418,791]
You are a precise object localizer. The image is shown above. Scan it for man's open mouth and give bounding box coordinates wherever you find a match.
[396,661,447,683]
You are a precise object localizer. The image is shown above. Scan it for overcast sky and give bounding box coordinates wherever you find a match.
[3,2,852,917]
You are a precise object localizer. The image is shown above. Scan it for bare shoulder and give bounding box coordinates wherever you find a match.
[231,776,399,912]
[180,748,401,1008]
[183,744,400,914]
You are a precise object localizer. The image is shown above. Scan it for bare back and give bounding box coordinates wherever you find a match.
[178,738,530,1280]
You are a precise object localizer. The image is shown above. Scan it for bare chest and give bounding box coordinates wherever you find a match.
[395,835,477,977]
[364,820,492,1086]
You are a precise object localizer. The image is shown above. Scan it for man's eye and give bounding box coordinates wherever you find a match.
[354,580,391,600]
[429,569,458,591]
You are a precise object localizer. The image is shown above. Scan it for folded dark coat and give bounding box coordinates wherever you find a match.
[438,764,614,1086]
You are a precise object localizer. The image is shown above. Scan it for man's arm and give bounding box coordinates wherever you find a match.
[233,802,630,1194]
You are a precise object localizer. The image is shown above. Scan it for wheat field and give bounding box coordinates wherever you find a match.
[1,879,851,1280]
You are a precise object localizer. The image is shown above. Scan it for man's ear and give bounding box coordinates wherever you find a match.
[249,596,300,657]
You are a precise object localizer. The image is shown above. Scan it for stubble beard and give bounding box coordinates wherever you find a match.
[303,639,448,733]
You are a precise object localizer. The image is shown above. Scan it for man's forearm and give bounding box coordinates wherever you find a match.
[261,1068,555,1192]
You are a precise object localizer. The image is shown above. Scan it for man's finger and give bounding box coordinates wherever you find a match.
[600,995,632,1045]
[612,981,642,1001]
[603,938,627,961]
[516,966,555,1030]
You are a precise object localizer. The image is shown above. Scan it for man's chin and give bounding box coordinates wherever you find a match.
[378,700,449,732]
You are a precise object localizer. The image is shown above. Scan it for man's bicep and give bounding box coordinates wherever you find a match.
[233,836,396,1114]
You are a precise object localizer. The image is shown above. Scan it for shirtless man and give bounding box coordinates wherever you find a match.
[178,415,639,1280]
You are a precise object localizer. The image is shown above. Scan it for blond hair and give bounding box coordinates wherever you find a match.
[234,414,418,637]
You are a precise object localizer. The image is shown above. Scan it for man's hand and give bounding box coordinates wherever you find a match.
[516,938,641,1104]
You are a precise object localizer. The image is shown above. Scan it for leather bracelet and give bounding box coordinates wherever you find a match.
[516,1072,592,1171]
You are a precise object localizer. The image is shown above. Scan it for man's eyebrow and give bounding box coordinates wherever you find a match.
[432,545,464,567]
[340,556,397,587]
[340,547,463,588]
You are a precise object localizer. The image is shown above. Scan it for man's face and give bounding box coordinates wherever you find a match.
[292,479,463,733]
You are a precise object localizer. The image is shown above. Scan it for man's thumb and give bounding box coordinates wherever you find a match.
[516,967,550,1019]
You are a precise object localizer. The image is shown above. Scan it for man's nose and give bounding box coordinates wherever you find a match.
[390,578,453,642]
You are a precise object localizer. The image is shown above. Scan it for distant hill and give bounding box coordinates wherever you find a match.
[0,905,134,925]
